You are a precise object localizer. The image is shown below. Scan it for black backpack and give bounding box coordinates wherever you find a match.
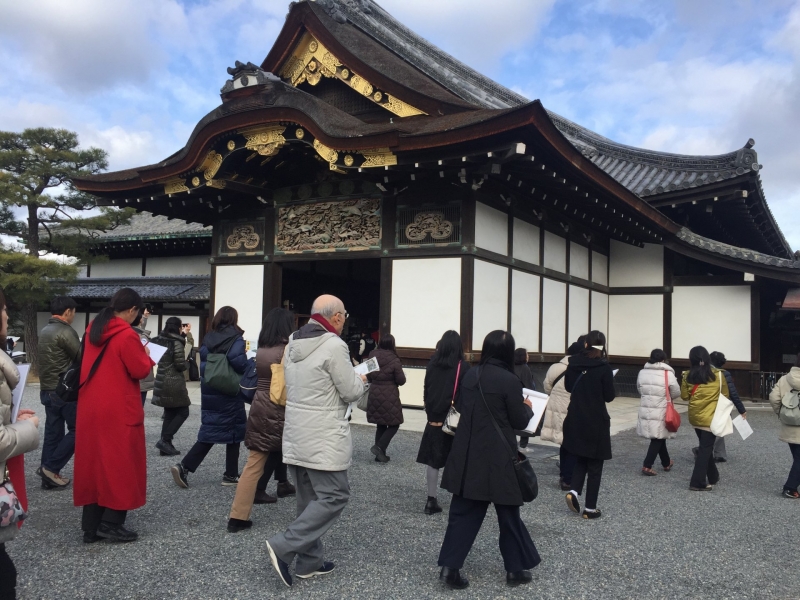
[55,336,110,402]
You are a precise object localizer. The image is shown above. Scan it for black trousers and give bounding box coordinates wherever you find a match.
[161,406,190,443]
[560,446,577,483]
[257,450,288,491]
[571,456,604,510]
[0,544,16,600]
[691,429,719,488]
[374,424,399,453]
[182,441,240,477]
[643,439,671,469]
[438,494,541,574]
[785,443,800,491]
[82,504,127,534]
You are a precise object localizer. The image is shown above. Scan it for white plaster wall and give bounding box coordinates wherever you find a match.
[591,291,609,334]
[541,278,567,353]
[608,241,663,287]
[77,266,88,278]
[90,258,142,278]
[473,260,509,351]
[671,286,751,361]
[592,251,608,286]
[568,286,590,345]
[511,270,540,352]
[570,243,590,280]
[512,218,540,265]
[398,367,425,408]
[391,258,461,349]
[146,256,211,276]
[213,264,263,341]
[543,231,567,273]
[475,202,508,256]
[608,294,663,357]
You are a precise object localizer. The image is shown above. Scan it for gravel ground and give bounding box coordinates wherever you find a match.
[8,386,799,600]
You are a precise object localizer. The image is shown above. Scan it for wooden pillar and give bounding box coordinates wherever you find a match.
[263,262,282,316]
[460,256,475,359]
[379,258,392,339]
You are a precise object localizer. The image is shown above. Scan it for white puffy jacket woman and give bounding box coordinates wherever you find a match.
[636,349,680,476]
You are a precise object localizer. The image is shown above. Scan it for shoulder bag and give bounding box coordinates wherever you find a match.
[203,337,242,397]
[269,345,288,407]
[441,361,463,436]
[55,336,111,402]
[0,466,26,529]
[664,371,681,433]
[239,357,258,403]
[710,371,734,437]
[477,369,538,502]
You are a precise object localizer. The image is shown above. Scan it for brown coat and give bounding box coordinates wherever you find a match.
[366,348,406,426]
[244,344,286,453]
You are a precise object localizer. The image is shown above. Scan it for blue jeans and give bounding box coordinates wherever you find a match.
[785,443,800,492]
[40,390,77,473]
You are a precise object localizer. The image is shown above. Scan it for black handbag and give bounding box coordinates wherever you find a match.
[188,348,200,381]
[477,369,538,502]
[55,336,110,402]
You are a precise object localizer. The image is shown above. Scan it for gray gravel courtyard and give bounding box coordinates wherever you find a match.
[8,385,799,599]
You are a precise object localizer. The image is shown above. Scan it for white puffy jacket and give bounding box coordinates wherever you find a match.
[539,357,569,445]
[636,362,681,440]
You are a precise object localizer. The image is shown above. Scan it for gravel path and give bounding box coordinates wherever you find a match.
[8,387,798,599]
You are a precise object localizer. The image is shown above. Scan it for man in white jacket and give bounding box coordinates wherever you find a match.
[266,294,368,587]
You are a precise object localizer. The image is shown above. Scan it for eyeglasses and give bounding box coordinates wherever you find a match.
[336,311,350,319]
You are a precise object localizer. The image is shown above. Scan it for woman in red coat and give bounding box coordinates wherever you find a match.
[74,288,154,543]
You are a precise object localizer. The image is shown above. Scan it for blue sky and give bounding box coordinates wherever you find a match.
[1,0,799,250]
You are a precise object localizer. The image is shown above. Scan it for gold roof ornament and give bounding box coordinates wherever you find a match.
[163,178,190,195]
[242,126,287,157]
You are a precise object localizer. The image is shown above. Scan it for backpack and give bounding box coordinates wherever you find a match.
[779,388,800,427]
[238,357,258,403]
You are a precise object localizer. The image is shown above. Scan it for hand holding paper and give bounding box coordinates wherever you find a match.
[732,415,753,440]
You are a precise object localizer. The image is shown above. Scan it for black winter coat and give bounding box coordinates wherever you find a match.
[151,332,190,408]
[366,348,406,426]
[561,354,616,460]
[441,360,533,505]
[198,326,248,444]
[244,344,286,453]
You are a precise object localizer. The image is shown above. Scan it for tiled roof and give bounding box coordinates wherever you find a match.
[90,212,211,241]
[675,228,800,269]
[67,276,210,302]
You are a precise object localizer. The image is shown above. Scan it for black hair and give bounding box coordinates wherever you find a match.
[211,306,242,334]
[583,330,607,360]
[378,334,397,354]
[649,348,667,364]
[480,330,515,370]
[709,351,726,369]
[429,330,464,369]
[50,296,77,316]
[514,348,528,365]
[796,353,800,368]
[89,288,144,345]
[162,317,182,336]
[686,345,714,384]
[567,334,587,356]
[258,308,294,348]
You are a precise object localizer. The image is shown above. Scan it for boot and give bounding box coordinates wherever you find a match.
[276,481,296,498]
[156,439,180,456]
[254,490,277,504]
[439,567,469,590]
[424,497,443,515]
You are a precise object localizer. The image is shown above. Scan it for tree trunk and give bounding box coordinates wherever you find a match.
[22,303,39,377]
[27,204,39,256]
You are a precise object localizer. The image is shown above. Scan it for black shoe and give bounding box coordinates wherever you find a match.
[266,541,292,587]
[254,490,277,504]
[582,509,602,520]
[424,497,443,515]
[276,481,296,498]
[566,492,581,513]
[227,518,252,533]
[156,439,180,456]
[689,484,713,491]
[222,474,240,486]
[297,561,335,579]
[714,457,727,463]
[439,567,469,590]
[83,531,102,544]
[96,522,138,542]
[171,463,189,488]
[507,570,533,586]
[559,478,571,491]
[370,445,389,463]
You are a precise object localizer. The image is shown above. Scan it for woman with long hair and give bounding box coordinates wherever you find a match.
[74,288,154,542]
[416,330,470,515]
[563,330,615,519]
[228,308,297,532]
[151,317,191,456]
[636,348,680,476]
[172,306,248,489]
[681,345,730,491]
[366,334,407,462]
[437,330,539,590]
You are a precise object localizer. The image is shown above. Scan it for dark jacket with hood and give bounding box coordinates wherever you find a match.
[562,353,616,460]
[151,332,190,409]
[38,317,81,391]
[244,344,286,453]
[198,325,248,444]
[366,348,407,426]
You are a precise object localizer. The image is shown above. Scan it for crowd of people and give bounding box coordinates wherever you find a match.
[0,285,799,598]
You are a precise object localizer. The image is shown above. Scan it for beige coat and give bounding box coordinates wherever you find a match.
[539,357,570,445]
[636,362,681,440]
[0,351,39,543]
[768,367,800,445]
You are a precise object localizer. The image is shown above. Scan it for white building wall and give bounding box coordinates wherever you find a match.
[472,260,508,351]
[568,285,590,344]
[510,270,540,352]
[146,256,210,276]
[90,258,142,278]
[213,264,263,342]
[475,202,508,255]
[592,251,608,286]
[398,367,425,408]
[591,291,609,334]
[543,231,567,273]
[608,294,663,356]
[569,243,590,280]
[512,218,540,265]
[608,241,663,287]
[541,278,567,353]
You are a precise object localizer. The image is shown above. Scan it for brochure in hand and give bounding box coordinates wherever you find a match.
[354,356,380,376]
[520,388,550,435]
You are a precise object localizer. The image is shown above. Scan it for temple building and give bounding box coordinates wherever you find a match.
[73,0,800,402]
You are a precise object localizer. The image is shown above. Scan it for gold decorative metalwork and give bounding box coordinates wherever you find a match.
[360,148,398,168]
[242,126,287,157]
[312,140,396,170]
[373,91,383,102]
[341,68,350,79]
[164,178,189,194]
[295,128,305,140]
[191,176,200,187]
[227,140,236,151]
[207,179,226,189]
[405,212,453,241]
[344,155,354,167]
[202,151,223,181]
[313,139,339,169]
[226,225,261,251]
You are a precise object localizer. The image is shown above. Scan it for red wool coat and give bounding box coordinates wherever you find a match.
[73,317,154,511]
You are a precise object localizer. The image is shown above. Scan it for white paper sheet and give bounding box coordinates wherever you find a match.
[732,415,753,440]
[613,369,619,376]
[354,356,380,376]
[146,342,168,364]
[11,363,30,424]
[520,388,550,434]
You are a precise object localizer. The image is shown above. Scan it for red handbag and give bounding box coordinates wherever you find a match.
[664,371,681,433]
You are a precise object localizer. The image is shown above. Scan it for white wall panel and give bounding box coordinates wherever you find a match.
[213,264,263,341]
[568,286,590,345]
[592,251,608,286]
[591,291,609,334]
[543,231,567,273]
[569,243,590,280]
[511,270,540,352]
[146,256,211,276]
[512,218,540,265]
[609,241,663,287]
[541,278,567,353]
[608,294,663,357]
[473,260,509,351]
[475,202,508,255]
[90,258,142,278]
[398,367,425,408]
[671,286,751,361]
[391,258,461,349]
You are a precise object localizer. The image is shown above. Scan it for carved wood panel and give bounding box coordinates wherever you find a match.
[276,198,380,253]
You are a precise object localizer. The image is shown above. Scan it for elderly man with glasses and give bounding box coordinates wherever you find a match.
[266,294,368,587]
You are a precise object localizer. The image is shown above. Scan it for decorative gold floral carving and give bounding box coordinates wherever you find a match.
[242,126,287,157]
[191,176,201,187]
[349,75,373,97]
[163,178,189,194]
[313,139,339,169]
[385,94,425,118]
[295,128,305,140]
[405,212,453,241]
[226,225,261,251]
[277,199,380,253]
[227,140,236,151]
[202,151,223,181]
[206,179,227,189]
[360,148,398,168]
[344,155,354,167]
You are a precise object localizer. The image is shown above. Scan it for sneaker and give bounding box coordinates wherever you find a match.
[582,509,602,520]
[276,481,296,498]
[689,485,713,491]
[171,463,189,488]
[370,445,389,463]
[297,561,335,579]
[222,474,240,486]
[40,467,70,489]
[83,531,102,544]
[782,489,800,499]
[266,541,293,587]
[565,491,581,513]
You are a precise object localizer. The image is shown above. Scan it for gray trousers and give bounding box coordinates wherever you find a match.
[693,437,727,460]
[268,466,350,575]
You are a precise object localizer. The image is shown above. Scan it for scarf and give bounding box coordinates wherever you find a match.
[310,313,338,334]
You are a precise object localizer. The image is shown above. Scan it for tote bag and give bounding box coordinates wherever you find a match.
[664,371,681,433]
[269,348,287,407]
[204,338,241,397]
[710,372,734,437]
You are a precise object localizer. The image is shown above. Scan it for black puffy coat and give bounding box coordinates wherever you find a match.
[561,353,616,460]
[244,344,286,453]
[151,332,190,408]
[441,360,533,505]
[198,326,248,444]
[366,348,406,426]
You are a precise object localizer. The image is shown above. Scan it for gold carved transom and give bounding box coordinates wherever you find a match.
[405,212,453,241]
[226,225,261,251]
